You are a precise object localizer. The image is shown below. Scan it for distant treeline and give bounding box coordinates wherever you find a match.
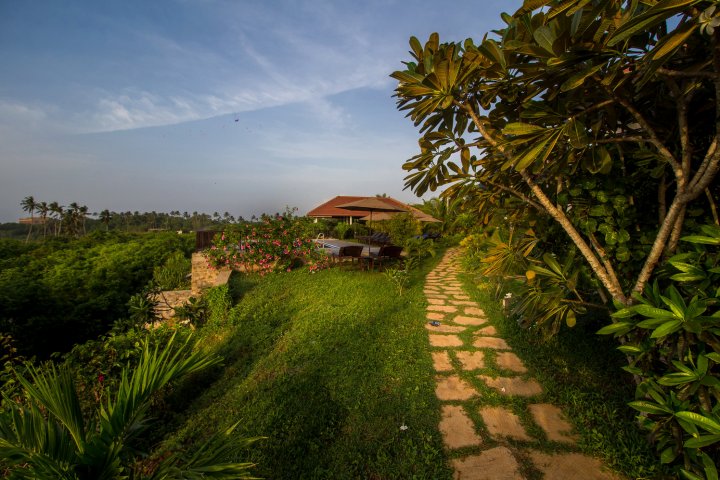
[6,195,266,240]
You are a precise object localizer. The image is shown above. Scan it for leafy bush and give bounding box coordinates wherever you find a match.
[598,225,720,478]
[372,213,421,246]
[153,250,191,290]
[334,222,351,239]
[0,333,257,479]
[205,213,330,275]
[0,231,193,358]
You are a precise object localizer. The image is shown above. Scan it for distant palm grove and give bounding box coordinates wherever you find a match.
[6,194,257,241]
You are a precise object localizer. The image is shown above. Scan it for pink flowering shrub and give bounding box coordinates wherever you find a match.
[205,214,331,275]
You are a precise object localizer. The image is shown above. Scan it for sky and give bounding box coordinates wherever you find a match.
[0,0,521,222]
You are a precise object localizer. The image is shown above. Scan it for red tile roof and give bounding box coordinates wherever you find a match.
[306,196,439,222]
[306,196,373,217]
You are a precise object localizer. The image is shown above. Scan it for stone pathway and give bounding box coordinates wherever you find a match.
[425,249,622,480]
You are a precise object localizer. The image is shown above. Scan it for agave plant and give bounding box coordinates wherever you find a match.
[0,333,257,479]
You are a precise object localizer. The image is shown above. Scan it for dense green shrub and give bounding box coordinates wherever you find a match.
[0,333,257,479]
[0,231,193,358]
[153,250,191,290]
[206,213,330,274]
[372,213,421,246]
[598,225,720,478]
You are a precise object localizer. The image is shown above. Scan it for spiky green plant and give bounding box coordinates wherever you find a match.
[0,333,258,479]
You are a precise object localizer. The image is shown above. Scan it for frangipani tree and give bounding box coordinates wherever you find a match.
[392,2,720,473]
[392,0,720,308]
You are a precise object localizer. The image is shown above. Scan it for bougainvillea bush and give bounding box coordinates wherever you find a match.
[205,213,331,275]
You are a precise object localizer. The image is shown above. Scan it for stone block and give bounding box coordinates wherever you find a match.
[431,351,453,372]
[440,405,483,449]
[495,352,527,373]
[456,350,486,370]
[435,375,478,400]
[473,337,510,349]
[528,404,578,444]
[528,451,621,480]
[429,334,464,347]
[477,375,542,397]
[451,447,523,480]
[479,406,531,441]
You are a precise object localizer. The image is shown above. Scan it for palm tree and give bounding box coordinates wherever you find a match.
[79,205,88,235]
[36,201,49,238]
[49,202,63,236]
[65,202,80,237]
[0,334,257,478]
[100,209,111,231]
[20,196,37,243]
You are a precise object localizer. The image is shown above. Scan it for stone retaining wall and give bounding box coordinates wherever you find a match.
[191,252,232,295]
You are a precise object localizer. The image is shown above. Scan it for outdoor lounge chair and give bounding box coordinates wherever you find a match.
[362,244,403,270]
[332,245,364,266]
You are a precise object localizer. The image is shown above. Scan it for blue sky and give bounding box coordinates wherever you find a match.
[0,0,521,221]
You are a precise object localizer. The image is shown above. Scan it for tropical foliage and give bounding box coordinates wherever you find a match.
[0,232,192,357]
[205,211,331,275]
[0,333,257,479]
[392,0,719,308]
[391,0,720,474]
[598,225,720,478]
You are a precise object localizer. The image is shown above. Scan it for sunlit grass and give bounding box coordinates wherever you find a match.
[160,254,453,479]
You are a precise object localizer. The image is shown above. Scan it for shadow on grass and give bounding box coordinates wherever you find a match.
[158,252,452,479]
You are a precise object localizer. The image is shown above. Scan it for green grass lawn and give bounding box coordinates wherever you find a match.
[160,254,452,479]
[155,249,661,479]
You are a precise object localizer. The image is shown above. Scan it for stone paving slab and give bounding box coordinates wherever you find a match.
[439,405,483,449]
[453,294,472,301]
[456,350,486,370]
[436,375,478,400]
[528,451,621,480]
[454,315,488,326]
[425,323,466,334]
[427,297,447,305]
[529,404,578,444]
[475,325,498,336]
[429,334,464,347]
[464,307,485,317]
[451,446,524,480]
[495,352,528,373]
[473,336,510,349]
[432,351,453,372]
[426,293,447,299]
[479,406,532,441]
[478,375,543,397]
[450,300,479,306]
[427,312,446,321]
[428,305,458,313]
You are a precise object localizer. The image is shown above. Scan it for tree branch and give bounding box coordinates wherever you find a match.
[706,188,719,226]
[598,82,684,182]
[456,97,627,303]
[568,99,615,121]
[657,67,719,79]
[588,232,624,296]
[521,171,628,303]
[479,177,545,212]
[593,137,649,144]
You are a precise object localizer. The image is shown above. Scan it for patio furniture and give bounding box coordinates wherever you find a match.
[332,245,364,266]
[362,244,404,270]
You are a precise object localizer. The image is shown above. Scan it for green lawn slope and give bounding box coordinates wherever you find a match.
[161,255,452,479]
